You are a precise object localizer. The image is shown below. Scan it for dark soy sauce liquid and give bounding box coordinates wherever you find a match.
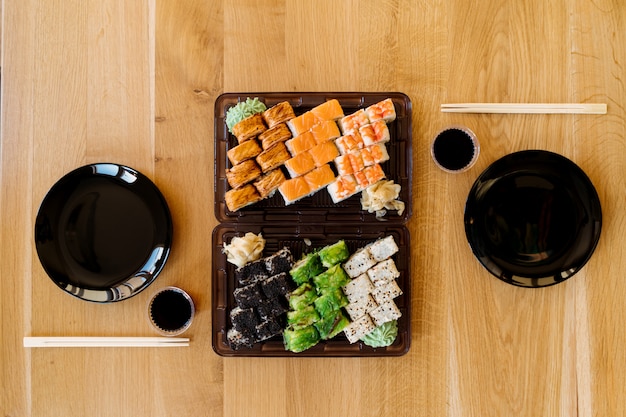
[150,290,192,331]
[433,128,476,171]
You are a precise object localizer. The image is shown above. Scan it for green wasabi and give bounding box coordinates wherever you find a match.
[225,97,267,133]
[360,320,398,348]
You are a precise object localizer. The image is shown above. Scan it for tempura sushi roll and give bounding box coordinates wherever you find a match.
[310,120,341,143]
[255,141,290,172]
[342,246,377,278]
[284,152,316,178]
[285,131,317,156]
[286,111,320,136]
[262,101,296,128]
[365,98,396,123]
[343,314,376,344]
[232,113,267,143]
[226,159,262,189]
[303,164,336,194]
[253,169,286,199]
[368,235,399,262]
[342,273,375,303]
[339,109,370,134]
[327,174,361,204]
[335,131,364,155]
[359,120,390,146]
[309,140,339,167]
[278,176,312,205]
[310,99,344,121]
[227,138,262,166]
[258,123,292,150]
[367,258,400,286]
[369,300,401,327]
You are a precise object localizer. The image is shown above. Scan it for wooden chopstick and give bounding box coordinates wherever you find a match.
[441,103,607,114]
[23,336,190,348]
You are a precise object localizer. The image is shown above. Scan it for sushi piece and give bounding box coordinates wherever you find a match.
[255,317,284,342]
[369,300,402,327]
[286,111,320,136]
[233,282,266,309]
[256,297,288,321]
[327,174,361,204]
[288,282,318,310]
[365,142,390,165]
[235,258,269,286]
[362,163,386,185]
[289,252,324,285]
[310,120,341,143]
[227,139,262,166]
[365,98,396,123]
[262,101,296,128]
[342,273,375,303]
[314,310,350,340]
[278,176,311,205]
[227,327,254,350]
[285,131,317,156]
[360,120,390,147]
[334,154,354,176]
[318,240,351,268]
[303,164,336,194]
[343,314,376,344]
[256,142,291,172]
[343,247,377,278]
[368,235,399,262]
[309,140,339,167]
[371,280,403,305]
[310,99,344,121]
[313,288,349,317]
[261,272,294,299]
[353,170,371,189]
[283,325,320,353]
[264,247,294,276]
[367,258,400,286]
[344,294,378,321]
[284,152,316,178]
[339,109,370,134]
[232,113,267,143]
[287,305,320,330]
[312,264,351,290]
[258,123,292,150]
[229,306,258,338]
[335,131,364,155]
[253,169,286,199]
[224,184,262,212]
[226,159,262,189]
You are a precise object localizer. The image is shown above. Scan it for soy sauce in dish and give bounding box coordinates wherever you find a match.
[150,289,193,332]
[432,128,476,171]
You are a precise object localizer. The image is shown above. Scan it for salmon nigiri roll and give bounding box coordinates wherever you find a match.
[285,131,317,156]
[310,120,341,144]
[304,164,336,193]
[311,99,344,121]
[365,98,396,123]
[286,111,320,136]
[279,176,311,205]
[309,140,339,167]
[284,152,316,178]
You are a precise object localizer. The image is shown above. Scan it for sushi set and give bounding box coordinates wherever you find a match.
[212,93,413,357]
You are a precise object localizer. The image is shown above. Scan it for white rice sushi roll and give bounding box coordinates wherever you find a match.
[342,247,377,278]
[339,109,370,134]
[369,300,402,327]
[343,314,377,344]
[359,120,390,147]
[342,273,374,303]
[371,280,403,305]
[368,235,399,262]
[365,98,396,123]
[367,258,400,286]
[344,294,378,321]
[327,174,362,204]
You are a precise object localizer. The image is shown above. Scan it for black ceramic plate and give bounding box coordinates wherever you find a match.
[35,164,173,302]
[464,150,602,288]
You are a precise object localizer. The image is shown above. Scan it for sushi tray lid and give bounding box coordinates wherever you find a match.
[214,92,413,225]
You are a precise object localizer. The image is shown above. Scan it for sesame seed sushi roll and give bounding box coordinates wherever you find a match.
[285,131,317,156]
[253,168,286,199]
[256,141,291,173]
[232,113,267,143]
[327,174,361,204]
[344,294,378,322]
[339,109,370,134]
[371,280,403,305]
[258,123,292,150]
[309,140,339,167]
[284,152,316,178]
[335,130,365,155]
[303,164,336,194]
[310,120,341,143]
[342,273,375,303]
[286,111,320,136]
[365,98,396,123]
[310,99,344,121]
[369,300,402,327]
[278,176,312,205]
[343,314,376,344]
[342,246,377,278]
[227,138,262,166]
[367,258,400,287]
[368,235,399,262]
[226,159,262,189]
[262,101,296,128]
[360,120,390,147]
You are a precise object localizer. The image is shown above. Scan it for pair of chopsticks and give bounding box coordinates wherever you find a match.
[23,336,189,348]
[441,103,607,114]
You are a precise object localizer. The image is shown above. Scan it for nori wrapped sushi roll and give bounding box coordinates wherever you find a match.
[314,310,350,340]
[318,240,350,268]
[283,325,320,353]
[289,252,324,285]
[286,305,320,330]
[312,264,351,292]
[288,282,317,310]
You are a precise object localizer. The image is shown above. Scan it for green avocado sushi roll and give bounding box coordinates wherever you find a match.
[318,240,350,268]
[288,282,317,311]
[283,325,320,353]
[314,310,350,340]
[313,288,349,317]
[289,252,324,285]
[286,305,320,330]
[312,264,351,292]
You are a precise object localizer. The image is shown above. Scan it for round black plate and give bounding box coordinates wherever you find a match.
[464,150,602,288]
[35,164,173,302]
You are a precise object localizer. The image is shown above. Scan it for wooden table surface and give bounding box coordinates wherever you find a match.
[2,1,625,416]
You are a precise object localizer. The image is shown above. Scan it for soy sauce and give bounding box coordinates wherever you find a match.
[432,128,477,171]
[150,289,193,332]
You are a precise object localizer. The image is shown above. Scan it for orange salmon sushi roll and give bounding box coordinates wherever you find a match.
[309,140,339,167]
[365,98,396,123]
[311,99,344,121]
[327,174,361,203]
[304,164,336,193]
[285,131,317,156]
[284,152,316,178]
[335,131,364,155]
[279,176,311,205]
[310,120,341,144]
[286,111,320,136]
[339,109,370,134]
[362,163,386,185]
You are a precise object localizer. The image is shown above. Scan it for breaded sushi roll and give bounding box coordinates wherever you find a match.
[258,123,292,150]
[256,141,290,172]
[263,101,296,128]
[227,138,262,166]
[226,159,262,189]
[225,184,261,212]
[232,113,267,143]
[253,169,286,199]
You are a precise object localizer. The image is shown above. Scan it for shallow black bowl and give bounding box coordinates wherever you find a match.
[464,150,602,288]
[35,163,173,302]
